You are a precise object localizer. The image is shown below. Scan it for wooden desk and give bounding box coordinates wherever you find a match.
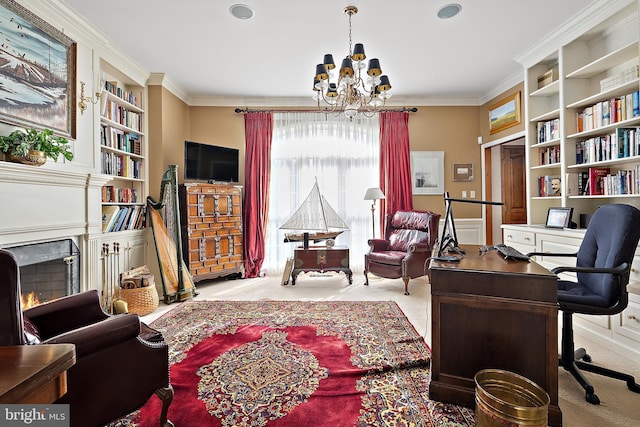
[0,344,76,404]
[429,245,561,426]
[291,246,353,285]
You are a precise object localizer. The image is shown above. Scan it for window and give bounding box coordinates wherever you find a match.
[262,112,380,275]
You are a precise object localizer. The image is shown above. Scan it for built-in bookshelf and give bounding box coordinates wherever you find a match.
[99,60,147,233]
[518,0,640,224]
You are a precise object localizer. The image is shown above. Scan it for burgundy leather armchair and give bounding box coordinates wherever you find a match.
[0,248,173,427]
[364,210,440,295]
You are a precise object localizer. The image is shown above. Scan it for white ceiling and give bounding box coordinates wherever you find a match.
[62,0,595,106]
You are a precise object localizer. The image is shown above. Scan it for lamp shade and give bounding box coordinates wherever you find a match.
[315,64,329,81]
[323,54,336,70]
[364,187,385,200]
[367,58,382,76]
[352,43,366,61]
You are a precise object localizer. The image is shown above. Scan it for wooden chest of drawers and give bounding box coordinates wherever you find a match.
[179,182,244,282]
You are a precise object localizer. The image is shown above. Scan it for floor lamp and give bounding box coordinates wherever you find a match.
[364,187,385,238]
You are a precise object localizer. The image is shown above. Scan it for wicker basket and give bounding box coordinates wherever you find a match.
[115,284,159,316]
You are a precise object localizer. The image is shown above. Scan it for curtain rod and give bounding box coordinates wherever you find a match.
[234,107,418,114]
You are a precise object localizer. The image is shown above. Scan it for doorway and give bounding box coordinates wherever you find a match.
[483,136,526,244]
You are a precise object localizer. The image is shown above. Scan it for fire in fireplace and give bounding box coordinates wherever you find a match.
[5,239,80,307]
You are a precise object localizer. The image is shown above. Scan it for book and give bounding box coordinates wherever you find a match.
[102,206,120,232]
[111,207,129,232]
[565,173,580,197]
[588,167,611,196]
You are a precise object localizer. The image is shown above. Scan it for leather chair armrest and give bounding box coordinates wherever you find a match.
[41,314,141,357]
[24,290,109,339]
[407,242,429,253]
[368,239,390,252]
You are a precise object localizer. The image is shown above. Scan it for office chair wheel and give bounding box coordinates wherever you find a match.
[581,354,592,363]
[585,391,600,405]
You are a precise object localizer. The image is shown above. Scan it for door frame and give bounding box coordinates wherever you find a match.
[480,130,526,244]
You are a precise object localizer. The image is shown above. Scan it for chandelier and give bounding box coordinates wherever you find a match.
[313,6,391,118]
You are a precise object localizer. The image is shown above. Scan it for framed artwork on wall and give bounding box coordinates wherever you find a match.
[489,91,521,135]
[0,0,77,138]
[410,151,444,195]
[452,163,474,182]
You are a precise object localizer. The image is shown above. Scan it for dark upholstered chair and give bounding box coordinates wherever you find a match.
[0,248,173,427]
[364,210,440,295]
[528,204,640,405]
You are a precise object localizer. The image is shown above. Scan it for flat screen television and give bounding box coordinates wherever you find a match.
[184,141,239,183]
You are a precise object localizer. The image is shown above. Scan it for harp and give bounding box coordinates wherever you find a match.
[147,165,197,303]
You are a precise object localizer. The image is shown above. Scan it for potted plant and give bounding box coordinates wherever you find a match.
[0,128,73,166]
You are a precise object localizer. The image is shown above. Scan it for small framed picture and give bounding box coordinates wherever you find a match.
[452,163,473,182]
[545,207,573,229]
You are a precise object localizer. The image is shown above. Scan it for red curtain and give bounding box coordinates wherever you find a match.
[379,111,413,230]
[242,112,273,277]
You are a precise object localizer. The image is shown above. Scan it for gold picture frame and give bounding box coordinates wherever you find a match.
[489,92,521,135]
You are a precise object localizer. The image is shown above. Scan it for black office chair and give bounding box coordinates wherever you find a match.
[529,204,640,404]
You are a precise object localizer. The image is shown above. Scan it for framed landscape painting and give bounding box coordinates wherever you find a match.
[0,0,77,138]
[489,92,521,135]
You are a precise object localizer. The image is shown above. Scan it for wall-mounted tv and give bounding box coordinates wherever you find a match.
[184,141,239,183]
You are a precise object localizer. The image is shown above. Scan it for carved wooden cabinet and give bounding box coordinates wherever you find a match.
[179,182,244,282]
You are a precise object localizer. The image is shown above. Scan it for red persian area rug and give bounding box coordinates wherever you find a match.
[109,300,475,426]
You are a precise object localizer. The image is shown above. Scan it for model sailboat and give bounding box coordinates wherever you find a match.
[280,180,349,248]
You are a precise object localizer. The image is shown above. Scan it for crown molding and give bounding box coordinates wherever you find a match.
[480,71,524,105]
[514,0,636,68]
[148,73,192,104]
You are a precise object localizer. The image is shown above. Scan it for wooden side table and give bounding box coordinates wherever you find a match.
[0,344,76,404]
[291,246,353,285]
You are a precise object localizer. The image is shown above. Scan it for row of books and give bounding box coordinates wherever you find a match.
[537,175,561,197]
[539,146,560,165]
[102,100,142,131]
[104,81,140,108]
[600,65,639,93]
[100,125,141,155]
[102,186,139,204]
[101,152,143,179]
[575,127,640,164]
[598,167,640,196]
[565,168,611,196]
[102,205,146,233]
[575,90,640,133]
[536,118,560,144]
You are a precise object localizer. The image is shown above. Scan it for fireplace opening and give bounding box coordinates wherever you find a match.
[6,239,81,308]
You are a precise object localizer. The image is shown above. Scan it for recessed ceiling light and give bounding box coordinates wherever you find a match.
[437,3,462,19]
[230,4,254,20]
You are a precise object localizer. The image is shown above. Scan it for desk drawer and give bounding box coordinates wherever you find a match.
[503,229,535,247]
[614,294,640,344]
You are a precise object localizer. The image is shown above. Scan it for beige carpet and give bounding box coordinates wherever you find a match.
[145,272,640,426]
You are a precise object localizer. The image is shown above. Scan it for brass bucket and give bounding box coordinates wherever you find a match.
[475,369,549,427]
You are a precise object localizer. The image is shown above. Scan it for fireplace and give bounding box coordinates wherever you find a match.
[6,239,81,306]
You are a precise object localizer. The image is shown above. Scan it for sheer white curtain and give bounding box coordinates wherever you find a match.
[262,112,380,276]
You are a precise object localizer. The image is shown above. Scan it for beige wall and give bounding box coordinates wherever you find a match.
[148,100,518,220]
[409,106,481,218]
[147,86,192,200]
